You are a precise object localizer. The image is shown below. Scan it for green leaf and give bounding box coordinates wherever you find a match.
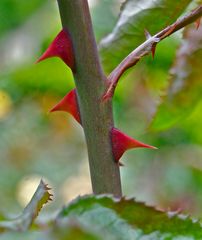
[0,231,44,240]
[99,0,192,73]
[0,180,52,233]
[57,195,202,239]
[1,222,103,240]
[49,221,103,240]
[150,24,202,131]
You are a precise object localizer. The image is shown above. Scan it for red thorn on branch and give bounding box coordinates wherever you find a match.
[111,127,157,162]
[195,17,201,30]
[151,43,157,59]
[36,29,75,71]
[50,89,81,124]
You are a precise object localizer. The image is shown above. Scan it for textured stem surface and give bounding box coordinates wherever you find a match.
[57,0,122,197]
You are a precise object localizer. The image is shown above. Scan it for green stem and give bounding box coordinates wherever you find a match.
[57,0,122,197]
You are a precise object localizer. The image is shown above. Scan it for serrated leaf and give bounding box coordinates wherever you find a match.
[0,180,52,233]
[57,195,202,239]
[99,0,192,73]
[150,24,202,131]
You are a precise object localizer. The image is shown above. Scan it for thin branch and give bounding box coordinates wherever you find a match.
[102,5,202,101]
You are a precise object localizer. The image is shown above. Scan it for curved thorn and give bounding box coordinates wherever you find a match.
[111,127,157,162]
[36,29,75,71]
[50,89,81,124]
[151,43,157,59]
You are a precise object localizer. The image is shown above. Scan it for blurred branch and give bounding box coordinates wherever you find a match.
[102,5,202,101]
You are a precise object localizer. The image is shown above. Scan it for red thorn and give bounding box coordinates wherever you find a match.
[36,29,75,71]
[195,17,201,30]
[151,43,157,59]
[111,127,157,162]
[50,89,81,124]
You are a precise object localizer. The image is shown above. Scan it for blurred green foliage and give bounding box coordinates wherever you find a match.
[0,0,47,35]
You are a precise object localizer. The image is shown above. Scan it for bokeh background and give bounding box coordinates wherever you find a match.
[0,0,202,220]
